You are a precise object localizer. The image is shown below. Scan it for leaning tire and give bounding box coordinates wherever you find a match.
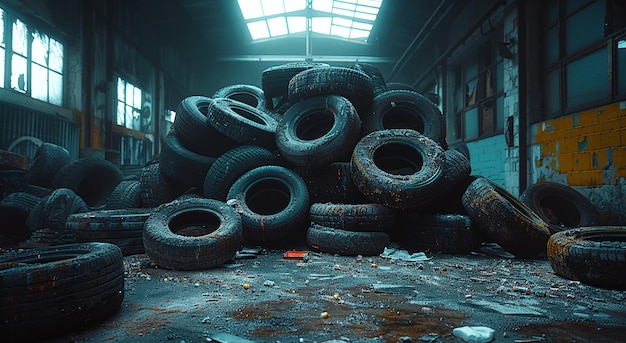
[213,84,266,110]
[309,202,396,232]
[307,223,389,256]
[547,227,626,290]
[462,177,551,258]
[26,188,89,234]
[519,182,601,234]
[106,180,142,209]
[51,157,124,208]
[139,163,182,208]
[26,142,70,188]
[204,145,281,201]
[226,165,310,242]
[159,130,216,189]
[350,63,387,96]
[143,198,242,270]
[261,62,328,110]
[362,90,447,148]
[276,95,362,167]
[207,98,279,150]
[0,242,125,342]
[350,129,444,209]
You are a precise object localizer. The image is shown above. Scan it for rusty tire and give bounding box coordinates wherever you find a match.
[306,223,389,256]
[226,165,310,243]
[0,242,125,342]
[462,177,551,258]
[361,90,447,148]
[0,149,29,171]
[207,97,279,150]
[309,202,396,232]
[276,95,362,167]
[66,208,153,255]
[143,197,242,270]
[288,66,374,114]
[350,129,444,209]
[547,227,626,290]
[519,182,601,234]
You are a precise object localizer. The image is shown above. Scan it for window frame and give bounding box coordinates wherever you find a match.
[540,0,626,121]
[451,38,506,143]
[0,5,64,106]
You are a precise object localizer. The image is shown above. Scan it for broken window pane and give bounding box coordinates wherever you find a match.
[49,38,63,73]
[32,31,49,67]
[12,19,27,56]
[49,71,62,106]
[31,63,47,101]
[11,54,27,92]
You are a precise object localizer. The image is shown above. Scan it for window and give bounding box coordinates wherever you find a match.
[237,0,383,41]
[541,0,624,119]
[0,6,64,106]
[116,77,143,131]
[451,40,505,142]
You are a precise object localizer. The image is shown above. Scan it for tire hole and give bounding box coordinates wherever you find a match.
[538,195,581,227]
[246,179,290,215]
[382,105,426,133]
[373,143,422,175]
[295,110,334,141]
[169,210,221,237]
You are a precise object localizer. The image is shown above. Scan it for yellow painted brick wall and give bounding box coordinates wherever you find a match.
[533,101,626,186]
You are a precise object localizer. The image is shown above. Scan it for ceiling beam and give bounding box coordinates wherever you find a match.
[216,54,396,63]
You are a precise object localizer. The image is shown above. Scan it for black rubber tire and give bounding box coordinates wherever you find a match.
[261,62,329,110]
[350,129,445,209]
[66,208,153,255]
[385,82,417,92]
[0,242,125,342]
[350,63,387,96]
[25,184,52,198]
[138,163,182,208]
[213,84,266,110]
[438,148,472,196]
[26,188,89,234]
[362,90,447,148]
[309,202,396,232]
[207,98,279,150]
[288,66,375,114]
[276,95,362,167]
[307,223,389,256]
[105,180,142,209]
[547,226,626,290]
[519,182,601,234]
[293,162,370,204]
[26,142,70,188]
[450,142,471,162]
[204,145,281,201]
[0,169,27,200]
[226,165,310,243]
[159,130,216,189]
[173,96,239,156]
[462,177,551,258]
[143,197,243,270]
[51,157,124,208]
[402,213,478,254]
[0,192,42,246]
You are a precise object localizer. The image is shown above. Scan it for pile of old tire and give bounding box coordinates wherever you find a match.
[0,242,125,342]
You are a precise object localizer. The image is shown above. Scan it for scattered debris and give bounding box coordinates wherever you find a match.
[380,247,431,262]
[452,326,495,343]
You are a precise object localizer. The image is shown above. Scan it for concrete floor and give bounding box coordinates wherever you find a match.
[45,247,626,343]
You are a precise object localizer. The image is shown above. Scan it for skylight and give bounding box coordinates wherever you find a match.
[237,0,383,41]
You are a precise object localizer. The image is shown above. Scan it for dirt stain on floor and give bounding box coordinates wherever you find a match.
[231,285,467,341]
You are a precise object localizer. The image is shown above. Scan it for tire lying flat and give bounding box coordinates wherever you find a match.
[143,197,242,270]
[0,242,125,342]
[547,226,626,290]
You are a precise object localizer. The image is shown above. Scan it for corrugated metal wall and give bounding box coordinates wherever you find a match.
[0,102,79,161]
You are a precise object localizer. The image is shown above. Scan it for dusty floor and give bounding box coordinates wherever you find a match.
[45,246,626,343]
